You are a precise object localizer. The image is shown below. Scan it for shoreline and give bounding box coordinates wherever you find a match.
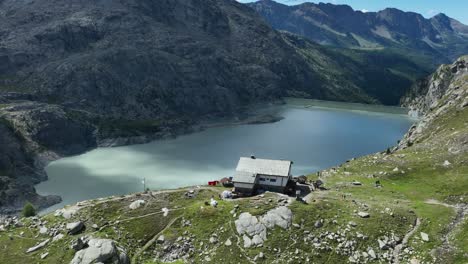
[32,99,415,214]
[27,101,287,214]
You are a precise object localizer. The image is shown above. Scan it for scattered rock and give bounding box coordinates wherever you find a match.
[378,239,388,250]
[53,233,64,242]
[41,252,49,259]
[210,198,218,207]
[67,222,85,235]
[162,208,169,217]
[224,239,232,246]
[357,212,370,218]
[54,207,79,219]
[420,232,429,242]
[314,220,323,228]
[26,239,50,253]
[243,235,252,248]
[71,238,85,251]
[251,234,263,246]
[157,235,165,244]
[209,236,217,244]
[39,226,48,234]
[129,200,145,210]
[443,160,451,167]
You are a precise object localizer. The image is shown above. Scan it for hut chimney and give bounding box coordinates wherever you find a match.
[250,155,256,159]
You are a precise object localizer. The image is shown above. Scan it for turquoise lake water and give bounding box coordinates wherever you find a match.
[37,99,415,212]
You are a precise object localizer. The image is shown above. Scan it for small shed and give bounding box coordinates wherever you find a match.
[232,156,293,195]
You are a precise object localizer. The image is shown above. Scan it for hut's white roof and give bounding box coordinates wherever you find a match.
[233,171,257,184]
[235,157,292,177]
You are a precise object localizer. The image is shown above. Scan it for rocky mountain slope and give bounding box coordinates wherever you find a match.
[248,0,468,63]
[0,57,466,263]
[281,32,431,105]
[0,0,318,120]
[0,0,433,213]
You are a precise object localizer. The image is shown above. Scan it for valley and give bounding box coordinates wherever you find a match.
[0,0,467,263]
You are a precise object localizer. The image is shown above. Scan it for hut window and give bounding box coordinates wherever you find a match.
[270,179,277,182]
[259,177,266,181]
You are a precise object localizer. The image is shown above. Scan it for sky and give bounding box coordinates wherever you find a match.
[237,0,468,25]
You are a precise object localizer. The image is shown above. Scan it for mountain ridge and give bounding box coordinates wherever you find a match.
[248,0,468,63]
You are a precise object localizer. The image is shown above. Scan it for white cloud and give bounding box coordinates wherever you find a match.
[361,9,369,13]
[427,9,438,16]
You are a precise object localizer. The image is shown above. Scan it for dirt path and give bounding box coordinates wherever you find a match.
[393,218,421,264]
[131,216,182,263]
[392,198,468,263]
[424,199,468,258]
[57,186,220,218]
[425,199,457,208]
[229,220,256,264]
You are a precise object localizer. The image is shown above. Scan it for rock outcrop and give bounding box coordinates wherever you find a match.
[0,102,95,213]
[0,102,96,156]
[0,114,62,213]
[235,206,292,247]
[399,56,468,149]
[70,238,129,264]
[401,58,467,116]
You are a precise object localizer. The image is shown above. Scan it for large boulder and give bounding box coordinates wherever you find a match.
[70,239,129,264]
[235,212,267,240]
[129,200,145,210]
[67,221,85,235]
[260,206,292,229]
[235,207,293,248]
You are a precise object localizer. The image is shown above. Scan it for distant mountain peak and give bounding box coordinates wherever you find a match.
[433,13,450,19]
[248,0,468,62]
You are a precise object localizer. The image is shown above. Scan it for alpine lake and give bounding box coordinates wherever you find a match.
[37,98,416,212]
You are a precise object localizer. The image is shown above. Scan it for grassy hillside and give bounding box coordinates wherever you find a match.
[0,62,466,264]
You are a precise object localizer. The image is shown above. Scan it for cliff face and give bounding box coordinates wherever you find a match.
[401,57,468,115]
[0,102,97,213]
[399,56,468,150]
